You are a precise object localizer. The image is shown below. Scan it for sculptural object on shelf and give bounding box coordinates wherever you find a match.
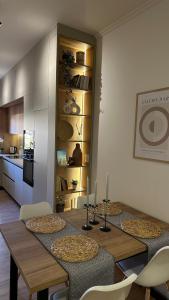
[63,90,80,115]
[72,143,82,166]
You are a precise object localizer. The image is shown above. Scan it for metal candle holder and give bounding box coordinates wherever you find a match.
[82,204,93,231]
[89,204,99,225]
[100,199,111,232]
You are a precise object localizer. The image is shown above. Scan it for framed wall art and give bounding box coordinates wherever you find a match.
[56,149,67,166]
[134,87,169,163]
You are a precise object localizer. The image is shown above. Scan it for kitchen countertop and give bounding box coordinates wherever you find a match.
[0,154,23,169]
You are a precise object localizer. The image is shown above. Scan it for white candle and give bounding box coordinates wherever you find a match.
[87,176,89,205]
[94,181,97,206]
[106,174,109,201]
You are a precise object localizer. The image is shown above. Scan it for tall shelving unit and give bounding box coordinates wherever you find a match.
[55,25,96,211]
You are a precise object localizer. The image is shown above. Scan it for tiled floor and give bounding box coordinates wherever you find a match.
[0,190,148,300]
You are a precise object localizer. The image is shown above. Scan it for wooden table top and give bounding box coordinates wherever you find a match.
[59,207,147,261]
[1,202,168,294]
[0,221,68,294]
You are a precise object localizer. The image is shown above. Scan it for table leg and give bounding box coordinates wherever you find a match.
[37,289,49,300]
[10,255,18,300]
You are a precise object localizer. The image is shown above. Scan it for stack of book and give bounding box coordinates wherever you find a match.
[71,75,90,90]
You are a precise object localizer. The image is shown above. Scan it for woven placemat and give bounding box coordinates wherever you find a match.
[26,214,66,234]
[121,219,161,239]
[51,234,99,262]
[97,203,122,216]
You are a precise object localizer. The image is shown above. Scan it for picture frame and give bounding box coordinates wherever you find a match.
[134,87,169,163]
[56,149,67,166]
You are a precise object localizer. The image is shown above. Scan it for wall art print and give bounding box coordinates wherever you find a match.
[134,87,169,163]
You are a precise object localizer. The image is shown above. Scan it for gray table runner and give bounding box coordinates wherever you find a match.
[34,222,115,300]
[105,211,169,259]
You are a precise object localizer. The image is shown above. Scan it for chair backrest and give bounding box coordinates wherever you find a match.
[19,201,53,220]
[80,274,137,300]
[136,246,169,287]
[76,194,95,209]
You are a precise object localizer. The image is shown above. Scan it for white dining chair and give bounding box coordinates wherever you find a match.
[76,194,95,209]
[118,246,169,300]
[19,201,53,220]
[50,274,137,300]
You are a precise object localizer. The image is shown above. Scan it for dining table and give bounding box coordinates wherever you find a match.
[1,202,169,300]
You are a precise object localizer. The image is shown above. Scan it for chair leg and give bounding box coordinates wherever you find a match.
[145,288,151,300]
[29,294,32,300]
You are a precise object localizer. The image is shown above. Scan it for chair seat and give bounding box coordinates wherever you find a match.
[50,287,69,300]
[117,252,148,277]
[151,285,169,300]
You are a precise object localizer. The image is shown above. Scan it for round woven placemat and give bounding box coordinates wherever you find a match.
[97,203,122,216]
[26,214,66,234]
[121,219,161,239]
[51,234,99,262]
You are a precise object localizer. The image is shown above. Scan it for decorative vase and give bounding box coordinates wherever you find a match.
[72,143,82,166]
[72,183,77,190]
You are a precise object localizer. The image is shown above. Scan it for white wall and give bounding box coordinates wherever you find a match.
[0,27,57,206]
[97,0,169,222]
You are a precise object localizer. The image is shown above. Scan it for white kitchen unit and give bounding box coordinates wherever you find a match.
[0,159,2,188]
[2,158,33,206]
[2,173,15,198]
[2,159,16,199]
[14,165,24,206]
[22,181,33,205]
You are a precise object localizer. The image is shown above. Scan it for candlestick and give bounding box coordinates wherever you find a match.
[82,204,93,231]
[100,199,111,232]
[94,180,97,206]
[89,204,99,225]
[87,176,89,206]
[106,174,109,201]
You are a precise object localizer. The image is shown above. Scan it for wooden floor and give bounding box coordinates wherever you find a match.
[0,190,150,300]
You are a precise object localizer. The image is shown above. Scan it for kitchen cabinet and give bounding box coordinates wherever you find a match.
[2,173,15,198]
[2,158,32,205]
[0,108,7,133]
[22,182,33,204]
[15,54,33,100]
[15,166,24,206]
[2,159,16,181]
[8,102,24,134]
[33,109,48,203]
[0,159,2,187]
[32,38,49,111]
[0,69,15,106]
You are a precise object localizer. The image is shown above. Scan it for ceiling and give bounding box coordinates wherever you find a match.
[0,0,158,78]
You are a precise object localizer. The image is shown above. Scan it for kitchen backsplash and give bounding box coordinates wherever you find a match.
[0,133,23,154]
